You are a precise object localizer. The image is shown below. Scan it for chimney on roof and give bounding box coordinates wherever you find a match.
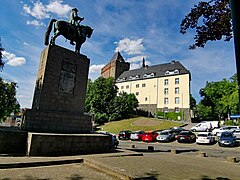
[142,58,146,68]
[171,60,176,64]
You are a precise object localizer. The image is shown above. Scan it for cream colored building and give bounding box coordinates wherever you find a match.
[101,52,191,120]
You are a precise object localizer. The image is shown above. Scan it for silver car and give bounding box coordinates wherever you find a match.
[233,129,240,141]
[156,130,175,142]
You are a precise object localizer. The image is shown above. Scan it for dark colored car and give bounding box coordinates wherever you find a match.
[170,127,184,135]
[118,130,132,140]
[218,131,237,147]
[142,131,159,142]
[176,130,196,143]
[130,130,145,141]
[98,131,119,148]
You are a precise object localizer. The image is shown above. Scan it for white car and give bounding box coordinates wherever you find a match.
[212,126,240,136]
[233,129,240,140]
[196,132,215,144]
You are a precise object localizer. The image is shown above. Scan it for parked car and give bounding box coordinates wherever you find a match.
[142,131,159,142]
[130,130,145,141]
[233,129,240,141]
[212,126,240,136]
[191,121,219,132]
[176,130,196,143]
[98,131,119,148]
[118,130,132,140]
[156,130,175,142]
[196,132,215,144]
[170,127,184,135]
[218,131,237,147]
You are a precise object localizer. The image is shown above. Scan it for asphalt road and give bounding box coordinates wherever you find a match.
[118,139,240,161]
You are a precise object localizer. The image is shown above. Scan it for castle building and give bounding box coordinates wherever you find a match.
[101,52,130,79]
[101,52,191,120]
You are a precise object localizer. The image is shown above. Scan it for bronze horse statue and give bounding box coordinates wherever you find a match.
[44,19,93,53]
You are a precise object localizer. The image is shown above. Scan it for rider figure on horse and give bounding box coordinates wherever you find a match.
[69,8,84,45]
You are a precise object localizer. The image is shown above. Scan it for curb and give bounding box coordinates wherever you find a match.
[0,158,84,169]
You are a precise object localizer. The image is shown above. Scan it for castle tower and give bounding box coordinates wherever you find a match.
[101,51,130,79]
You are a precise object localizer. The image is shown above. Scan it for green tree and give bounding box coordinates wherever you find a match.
[180,0,232,49]
[198,75,238,120]
[0,77,20,122]
[112,92,138,120]
[85,77,139,123]
[190,94,197,118]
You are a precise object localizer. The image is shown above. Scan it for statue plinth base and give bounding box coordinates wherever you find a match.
[23,45,92,133]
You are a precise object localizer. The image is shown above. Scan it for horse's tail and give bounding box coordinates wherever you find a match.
[44,19,57,45]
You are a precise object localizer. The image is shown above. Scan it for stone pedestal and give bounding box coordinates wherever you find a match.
[23,45,92,133]
[0,45,113,156]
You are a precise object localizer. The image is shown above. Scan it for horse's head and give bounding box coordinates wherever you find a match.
[83,26,93,38]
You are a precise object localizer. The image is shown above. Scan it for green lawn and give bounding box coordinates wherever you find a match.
[97,117,182,135]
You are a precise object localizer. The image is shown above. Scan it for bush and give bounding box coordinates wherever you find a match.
[94,113,108,124]
[156,111,183,121]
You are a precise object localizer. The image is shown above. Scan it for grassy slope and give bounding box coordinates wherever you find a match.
[98,117,182,135]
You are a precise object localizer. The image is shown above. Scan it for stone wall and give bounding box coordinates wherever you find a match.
[0,128,27,154]
[27,133,113,156]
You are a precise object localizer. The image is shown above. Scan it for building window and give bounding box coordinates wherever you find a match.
[121,86,124,89]
[175,87,179,94]
[175,107,180,113]
[175,78,179,84]
[164,88,168,95]
[136,84,139,88]
[145,97,148,101]
[164,98,168,104]
[164,107,168,113]
[126,85,129,89]
[136,92,139,96]
[164,79,168,85]
[142,83,146,87]
[175,97,180,104]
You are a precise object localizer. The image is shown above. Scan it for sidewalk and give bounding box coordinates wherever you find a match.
[0,148,239,180]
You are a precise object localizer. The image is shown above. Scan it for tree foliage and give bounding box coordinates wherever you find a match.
[85,77,139,123]
[197,74,238,120]
[180,0,232,49]
[0,77,20,122]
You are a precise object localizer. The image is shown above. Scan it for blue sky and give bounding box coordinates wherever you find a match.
[0,0,236,108]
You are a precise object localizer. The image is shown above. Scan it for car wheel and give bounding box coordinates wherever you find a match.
[218,142,222,147]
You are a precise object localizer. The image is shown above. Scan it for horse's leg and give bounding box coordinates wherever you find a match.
[75,42,81,54]
[50,31,61,45]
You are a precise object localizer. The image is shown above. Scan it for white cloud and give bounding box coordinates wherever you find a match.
[88,64,105,80]
[26,20,45,27]
[23,1,50,20]
[46,0,72,17]
[89,64,105,73]
[115,38,145,55]
[127,55,146,63]
[2,51,26,67]
[23,0,72,26]
[130,63,141,70]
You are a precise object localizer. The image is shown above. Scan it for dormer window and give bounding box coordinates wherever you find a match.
[174,69,179,74]
[143,73,155,78]
[116,77,126,82]
[165,71,170,75]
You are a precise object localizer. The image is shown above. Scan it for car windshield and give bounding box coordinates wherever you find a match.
[221,133,233,138]
[160,131,169,135]
[179,132,191,135]
[197,134,208,137]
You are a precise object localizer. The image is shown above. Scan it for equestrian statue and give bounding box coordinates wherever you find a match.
[44,8,93,54]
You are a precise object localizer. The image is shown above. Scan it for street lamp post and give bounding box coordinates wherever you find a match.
[230,0,240,112]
